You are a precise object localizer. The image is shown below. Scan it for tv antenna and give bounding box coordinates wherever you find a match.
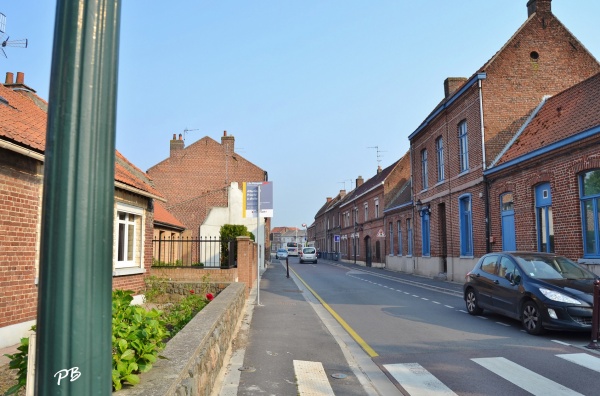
[367,146,386,165]
[0,13,28,58]
[182,128,198,141]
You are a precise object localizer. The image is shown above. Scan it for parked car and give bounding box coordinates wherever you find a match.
[299,247,318,264]
[275,248,288,259]
[463,251,599,335]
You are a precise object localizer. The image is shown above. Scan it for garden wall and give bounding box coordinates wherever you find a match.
[116,282,246,395]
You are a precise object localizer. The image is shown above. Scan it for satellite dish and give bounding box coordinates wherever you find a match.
[0,13,28,58]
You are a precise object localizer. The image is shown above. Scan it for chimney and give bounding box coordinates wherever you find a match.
[377,165,382,174]
[326,197,333,203]
[527,0,551,17]
[444,77,467,98]
[221,130,235,153]
[356,176,364,187]
[3,71,36,92]
[170,133,184,156]
[340,189,346,198]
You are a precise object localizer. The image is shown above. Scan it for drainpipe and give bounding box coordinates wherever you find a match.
[478,79,491,254]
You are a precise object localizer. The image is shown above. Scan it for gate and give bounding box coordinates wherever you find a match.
[152,236,237,268]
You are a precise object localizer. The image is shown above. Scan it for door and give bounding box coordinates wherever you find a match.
[501,193,516,251]
[365,236,372,267]
[490,255,522,318]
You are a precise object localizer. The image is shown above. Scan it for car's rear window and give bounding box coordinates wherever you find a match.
[303,248,316,254]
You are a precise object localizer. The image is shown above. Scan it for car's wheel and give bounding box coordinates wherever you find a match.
[465,288,484,315]
[521,300,545,335]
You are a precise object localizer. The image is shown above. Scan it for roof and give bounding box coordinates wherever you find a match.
[492,72,600,168]
[0,82,47,153]
[1,78,162,201]
[339,160,402,208]
[153,201,185,229]
[384,179,412,213]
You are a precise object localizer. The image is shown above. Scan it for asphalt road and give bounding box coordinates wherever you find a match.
[288,257,600,396]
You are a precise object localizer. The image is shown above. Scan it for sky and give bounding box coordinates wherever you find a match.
[1,0,599,229]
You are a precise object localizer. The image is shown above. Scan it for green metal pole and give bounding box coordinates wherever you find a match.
[36,0,121,394]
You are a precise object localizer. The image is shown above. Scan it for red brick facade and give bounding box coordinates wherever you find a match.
[147,132,267,238]
[0,149,42,331]
[407,1,600,280]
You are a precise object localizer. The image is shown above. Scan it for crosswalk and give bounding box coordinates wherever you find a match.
[383,353,599,396]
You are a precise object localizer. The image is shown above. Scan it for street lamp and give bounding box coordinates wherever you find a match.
[416,199,431,217]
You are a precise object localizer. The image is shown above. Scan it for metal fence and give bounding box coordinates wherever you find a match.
[152,236,237,268]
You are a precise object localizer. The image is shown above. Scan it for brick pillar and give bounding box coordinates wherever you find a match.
[236,236,257,297]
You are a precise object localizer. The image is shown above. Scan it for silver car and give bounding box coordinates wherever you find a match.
[299,247,318,264]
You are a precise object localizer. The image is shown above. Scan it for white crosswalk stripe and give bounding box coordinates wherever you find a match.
[383,363,458,396]
[557,353,600,373]
[472,357,583,396]
[293,360,335,396]
[383,353,600,396]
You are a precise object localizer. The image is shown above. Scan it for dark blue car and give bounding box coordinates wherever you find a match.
[463,251,599,335]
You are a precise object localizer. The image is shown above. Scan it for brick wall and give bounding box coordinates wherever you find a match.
[488,136,600,261]
[0,149,42,329]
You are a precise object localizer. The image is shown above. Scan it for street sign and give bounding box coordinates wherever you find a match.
[243,181,273,218]
[334,235,340,242]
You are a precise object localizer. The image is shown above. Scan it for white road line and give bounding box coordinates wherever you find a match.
[432,301,441,304]
[445,305,455,309]
[495,322,511,326]
[552,340,571,346]
[557,353,600,373]
[472,357,583,396]
[293,360,335,396]
[383,363,458,396]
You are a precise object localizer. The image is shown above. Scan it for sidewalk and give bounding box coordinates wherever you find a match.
[213,259,400,396]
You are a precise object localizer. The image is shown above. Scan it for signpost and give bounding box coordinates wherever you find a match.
[242,182,273,306]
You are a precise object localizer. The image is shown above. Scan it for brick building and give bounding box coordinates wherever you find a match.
[147,132,269,244]
[0,72,162,347]
[486,72,600,273]
[407,0,600,281]
[314,157,410,266]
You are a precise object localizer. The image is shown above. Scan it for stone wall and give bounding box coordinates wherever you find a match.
[116,282,246,395]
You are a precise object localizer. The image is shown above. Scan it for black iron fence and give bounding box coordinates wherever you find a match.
[152,236,237,268]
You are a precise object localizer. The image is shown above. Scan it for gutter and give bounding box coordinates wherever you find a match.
[0,138,44,161]
[409,72,487,141]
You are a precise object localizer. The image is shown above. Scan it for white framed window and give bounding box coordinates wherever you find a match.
[375,198,380,218]
[364,203,369,222]
[421,149,428,189]
[458,120,469,173]
[115,202,144,270]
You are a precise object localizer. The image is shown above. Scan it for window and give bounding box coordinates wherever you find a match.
[407,218,413,256]
[436,136,444,182]
[421,149,428,190]
[459,194,473,256]
[364,203,369,222]
[389,222,394,255]
[375,198,380,218]
[397,220,403,256]
[458,121,469,172]
[115,203,144,269]
[581,170,600,257]
[536,183,554,253]
[421,211,430,256]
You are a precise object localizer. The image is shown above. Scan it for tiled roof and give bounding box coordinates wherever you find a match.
[1,81,162,200]
[153,201,185,229]
[496,72,600,165]
[384,179,412,212]
[340,160,401,207]
[0,83,47,153]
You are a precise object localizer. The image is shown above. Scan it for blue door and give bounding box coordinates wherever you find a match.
[501,193,516,251]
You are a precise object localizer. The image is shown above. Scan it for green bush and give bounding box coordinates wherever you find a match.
[4,288,213,392]
[2,325,34,395]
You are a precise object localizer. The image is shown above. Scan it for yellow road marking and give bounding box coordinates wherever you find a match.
[290,267,379,358]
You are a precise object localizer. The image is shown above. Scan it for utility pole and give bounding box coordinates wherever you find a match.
[36,1,120,394]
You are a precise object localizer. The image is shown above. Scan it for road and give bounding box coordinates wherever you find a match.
[287,257,600,395]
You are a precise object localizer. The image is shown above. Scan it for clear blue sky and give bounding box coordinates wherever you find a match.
[2,1,599,229]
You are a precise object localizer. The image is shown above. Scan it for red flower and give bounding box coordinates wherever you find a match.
[189,290,195,294]
[206,293,214,301]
